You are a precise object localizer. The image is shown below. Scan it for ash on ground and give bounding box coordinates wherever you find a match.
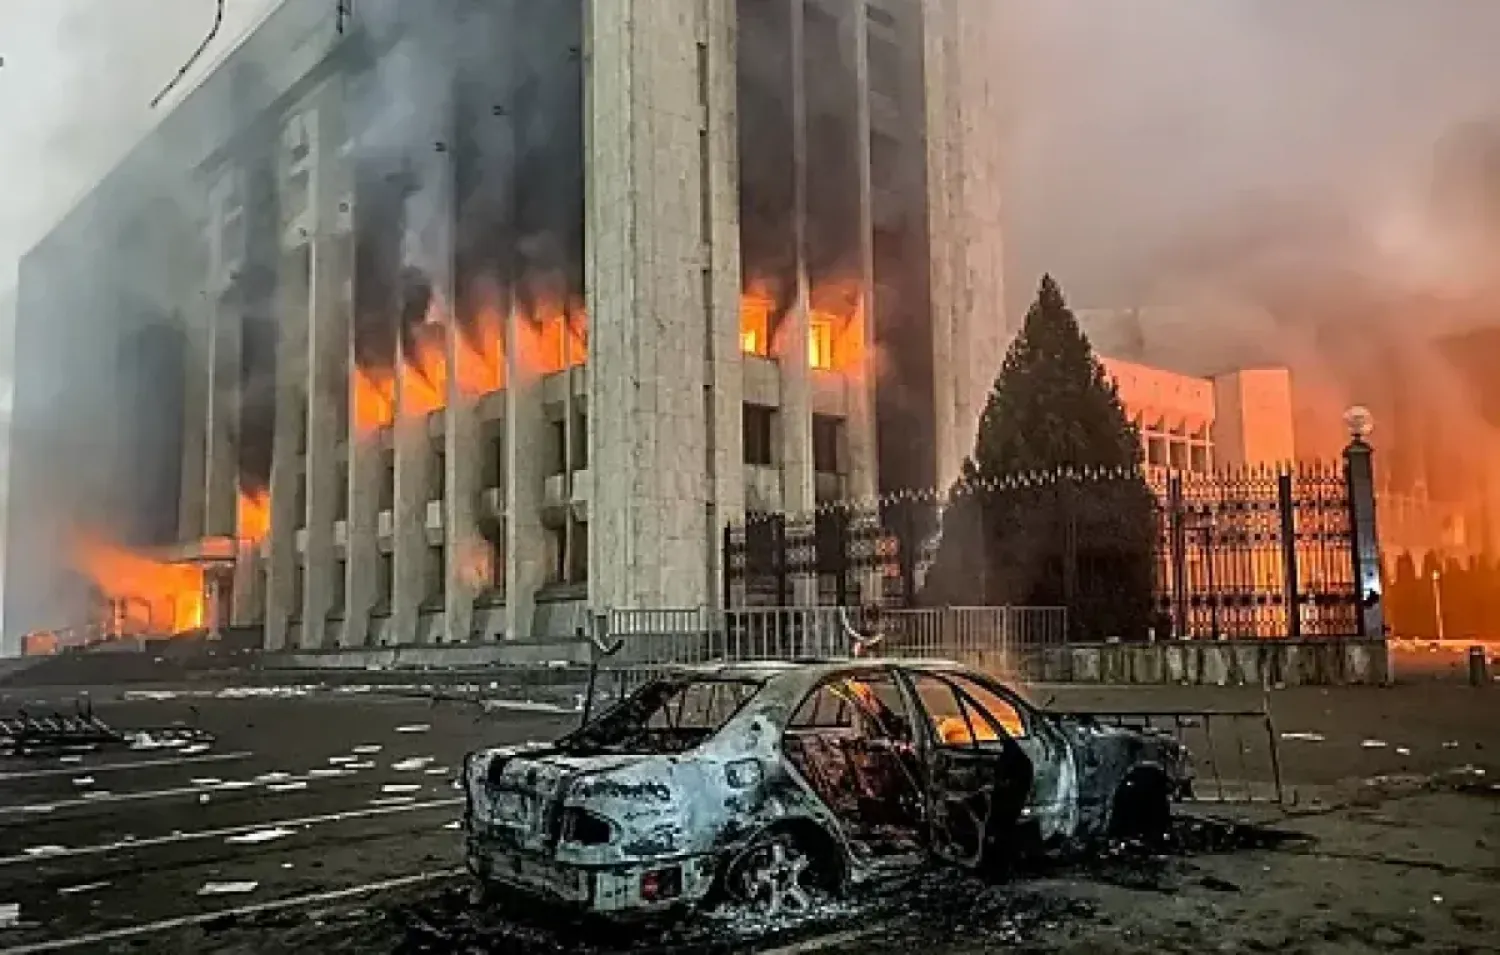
[366,815,1301,954]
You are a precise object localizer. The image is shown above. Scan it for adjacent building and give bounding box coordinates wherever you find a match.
[4,0,1007,656]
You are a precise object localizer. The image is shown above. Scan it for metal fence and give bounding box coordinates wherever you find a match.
[1063,708,1284,805]
[725,452,1379,642]
[586,605,1068,699]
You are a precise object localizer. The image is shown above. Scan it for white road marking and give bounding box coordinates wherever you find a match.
[0,752,251,782]
[0,868,465,954]
[0,798,461,867]
[0,770,335,816]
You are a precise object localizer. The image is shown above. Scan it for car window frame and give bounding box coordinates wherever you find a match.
[782,666,914,744]
[898,669,1015,753]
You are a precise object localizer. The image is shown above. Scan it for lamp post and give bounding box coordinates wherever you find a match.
[1431,567,1446,642]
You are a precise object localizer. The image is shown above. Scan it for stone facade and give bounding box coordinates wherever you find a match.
[6,0,1011,654]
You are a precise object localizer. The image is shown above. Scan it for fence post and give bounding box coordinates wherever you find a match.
[1277,471,1302,640]
[1343,437,1384,639]
[772,514,790,610]
[1168,475,1188,639]
[721,523,734,611]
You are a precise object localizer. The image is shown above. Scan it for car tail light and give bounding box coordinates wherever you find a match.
[640,866,682,902]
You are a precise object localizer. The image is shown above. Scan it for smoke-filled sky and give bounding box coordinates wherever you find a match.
[1003,0,1500,312]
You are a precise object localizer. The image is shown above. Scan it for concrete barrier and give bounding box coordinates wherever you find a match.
[1022,638,1390,687]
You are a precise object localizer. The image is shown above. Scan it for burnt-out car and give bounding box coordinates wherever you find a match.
[462,660,1191,917]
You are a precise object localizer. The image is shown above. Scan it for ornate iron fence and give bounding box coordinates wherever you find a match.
[724,445,1383,641]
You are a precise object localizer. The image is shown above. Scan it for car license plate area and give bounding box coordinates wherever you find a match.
[496,853,589,903]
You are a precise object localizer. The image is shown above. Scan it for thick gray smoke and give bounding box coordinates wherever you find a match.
[1002,0,1500,510]
[346,0,584,374]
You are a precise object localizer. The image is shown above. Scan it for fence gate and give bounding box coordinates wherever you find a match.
[722,445,1381,641]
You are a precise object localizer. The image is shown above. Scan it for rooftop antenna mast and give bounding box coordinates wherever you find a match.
[337,0,354,34]
[150,0,226,109]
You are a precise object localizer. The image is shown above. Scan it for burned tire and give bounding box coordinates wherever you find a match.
[720,828,835,919]
[1109,770,1173,845]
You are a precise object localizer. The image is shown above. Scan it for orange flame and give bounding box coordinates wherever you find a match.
[531,300,587,375]
[400,323,448,417]
[73,537,204,636]
[741,285,775,357]
[238,488,270,544]
[741,279,866,373]
[353,365,396,435]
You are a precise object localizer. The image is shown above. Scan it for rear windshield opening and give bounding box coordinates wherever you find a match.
[561,678,763,755]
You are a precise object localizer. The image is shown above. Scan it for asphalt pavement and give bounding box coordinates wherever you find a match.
[0,681,1495,954]
[0,691,575,952]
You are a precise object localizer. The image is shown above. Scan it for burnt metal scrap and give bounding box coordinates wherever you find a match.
[0,701,214,756]
[460,659,1199,921]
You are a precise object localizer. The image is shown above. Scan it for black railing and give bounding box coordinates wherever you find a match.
[724,449,1381,642]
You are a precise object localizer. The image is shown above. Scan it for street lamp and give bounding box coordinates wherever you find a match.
[1431,567,1446,642]
[1344,405,1374,442]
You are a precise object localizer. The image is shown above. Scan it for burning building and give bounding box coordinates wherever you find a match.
[3,0,1006,656]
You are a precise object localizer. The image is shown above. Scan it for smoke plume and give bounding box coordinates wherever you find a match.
[1002,0,1500,539]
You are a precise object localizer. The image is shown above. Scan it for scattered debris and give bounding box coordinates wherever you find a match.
[198,881,259,897]
[1396,747,1412,756]
[328,756,358,765]
[395,724,431,734]
[1361,739,1389,749]
[348,761,377,771]
[1280,732,1325,742]
[309,768,353,779]
[24,845,67,857]
[198,794,212,805]
[191,778,224,786]
[352,745,383,755]
[0,903,18,929]
[226,828,298,846]
[370,796,418,807]
[57,882,110,897]
[267,781,309,793]
[1444,741,1460,749]
[255,772,292,783]
[72,776,95,787]
[393,757,434,772]
[424,768,450,776]
[382,784,423,794]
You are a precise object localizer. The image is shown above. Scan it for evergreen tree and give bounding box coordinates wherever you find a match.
[921,275,1157,640]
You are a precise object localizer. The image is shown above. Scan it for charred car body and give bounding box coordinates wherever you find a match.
[462,660,1192,916]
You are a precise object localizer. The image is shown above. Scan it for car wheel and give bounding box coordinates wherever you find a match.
[724,831,820,919]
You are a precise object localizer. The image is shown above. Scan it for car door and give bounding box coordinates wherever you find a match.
[897,669,1034,868]
[942,673,1081,840]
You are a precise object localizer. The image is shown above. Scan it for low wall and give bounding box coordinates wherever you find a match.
[264,639,592,672]
[1019,639,1391,687]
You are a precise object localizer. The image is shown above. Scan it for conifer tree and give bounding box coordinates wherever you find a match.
[922,275,1157,640]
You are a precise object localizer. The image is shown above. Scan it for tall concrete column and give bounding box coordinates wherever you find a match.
[779,0,815,518]
[205,292,243,540]
[177,293,209,544]
[442,295,482,643]
[585,0,741,610]
[505,298,548,639]
[264,245,309,651]
[301,87,352,649]
[921,0,1008,493]
[703,0,747,609]
[846,2,879,505]
[394,119,454,646]
[343,413,384,646]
